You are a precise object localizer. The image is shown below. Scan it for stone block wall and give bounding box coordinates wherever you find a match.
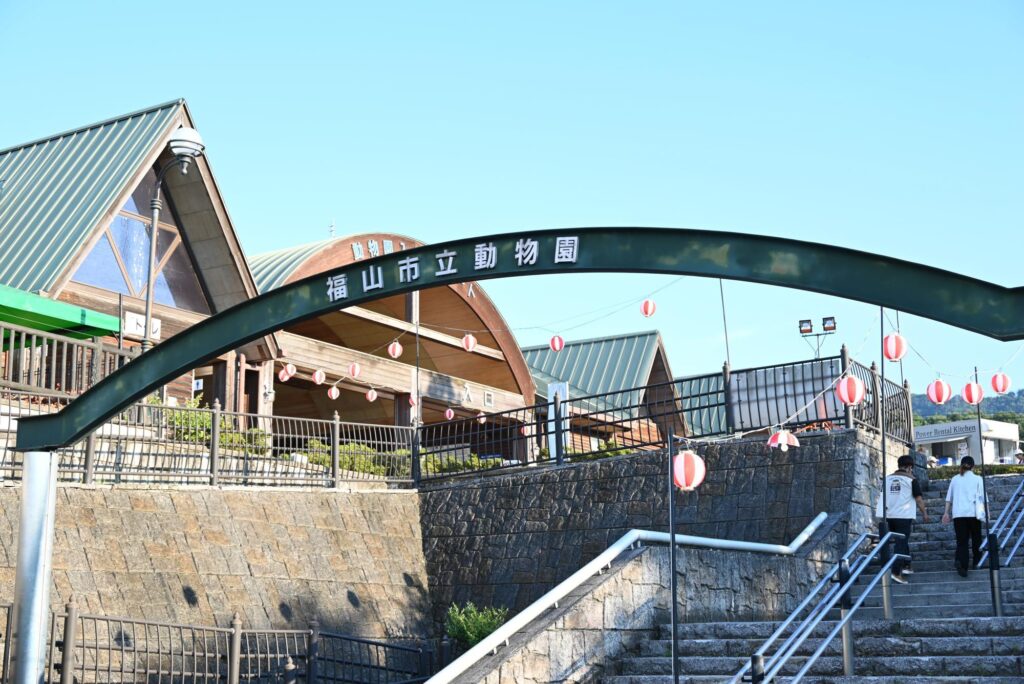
[0,484,431,638]
[421,429,901,624]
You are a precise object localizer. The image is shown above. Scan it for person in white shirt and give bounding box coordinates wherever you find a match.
[877,455,929,584]
[942,456,987,577]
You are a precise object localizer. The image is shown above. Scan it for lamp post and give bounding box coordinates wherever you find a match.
[140,126,205,353]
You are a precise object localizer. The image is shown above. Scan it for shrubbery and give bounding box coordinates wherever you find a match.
[929,464,1024,480]
[444,603,509,648]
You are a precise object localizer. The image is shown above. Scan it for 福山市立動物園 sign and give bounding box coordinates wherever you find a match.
[15,226,1024,452]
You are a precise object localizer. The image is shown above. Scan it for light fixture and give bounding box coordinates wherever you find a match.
[168,127,205,174]
[799,320,813,335]
[822,316,836,332]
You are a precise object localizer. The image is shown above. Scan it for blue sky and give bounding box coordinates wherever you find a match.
[1,2,1021,390]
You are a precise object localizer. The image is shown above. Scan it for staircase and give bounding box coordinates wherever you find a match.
[605,474,1024,683]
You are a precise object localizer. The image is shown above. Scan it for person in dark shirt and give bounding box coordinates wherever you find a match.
[877,455,929,583]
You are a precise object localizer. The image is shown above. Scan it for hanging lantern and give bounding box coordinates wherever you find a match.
[277,368,291,383]
[387,341,403,359]
[550,335,565,352]
[926,379,953,405]
[327,386,340,400]
[477,412,487,424]
[641,299,657,318]
[673,450,706,491]
[834,375,866,407]
[519,426,529,436]
[461,333,478,353]
[365,388,378,402]
[992,372,1012,395]
[444,407,455,420]
[312,369,326,385]
[767,430,800,452]
[285,363,297,377]
[409,395,417,407]
[348,362,361,378]
[882,333,907,362]
[962,382,984,406]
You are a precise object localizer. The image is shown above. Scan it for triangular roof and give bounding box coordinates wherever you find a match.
[0,100,183,293]
[522,330,670,404]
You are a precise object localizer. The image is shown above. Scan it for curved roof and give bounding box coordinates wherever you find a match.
[249,237,340,293]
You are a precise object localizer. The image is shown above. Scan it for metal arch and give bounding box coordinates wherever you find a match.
[15,226,1024,451]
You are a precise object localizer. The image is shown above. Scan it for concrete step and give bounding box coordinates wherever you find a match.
[659,616,1024,640]
[636,635,1024,658]
[829,602,1024,620]
[849,589,1024,609]
[617,655,1024,677]
[855,567,1024,583]
[606,676,1024,683]
[850,577,993,597]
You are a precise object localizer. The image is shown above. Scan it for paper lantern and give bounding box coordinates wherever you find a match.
[641,299,656,318]
[312,369,326,385]
[927,379,953,405]
[327,386,340,400]
[992,372,1012,395]
[387,341,403,359]
[285,363,297,377]
[767,430,800,452]
[519,426,529,436]
[882,333,907,362]
[962,382,984,406]
[408,396,417,407]
[444,408,455,421]
[835,375,866,407]
[673,450,706,491]
[348,362,361,378]
[365,388,378,402]
[550,335,565,352]
[277,368,290,383]
[461,333,478,352]
[477,412,487,424]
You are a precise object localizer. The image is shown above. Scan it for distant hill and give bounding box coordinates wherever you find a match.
[912,389,1024,418]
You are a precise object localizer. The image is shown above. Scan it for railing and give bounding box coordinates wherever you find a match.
[731,531,908,684]
[427,512,828,684]
[18,602,431,684]
[1,320,135,396]
[979,477,1024,568]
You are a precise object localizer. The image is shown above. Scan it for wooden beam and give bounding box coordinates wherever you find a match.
[338,306,505,361]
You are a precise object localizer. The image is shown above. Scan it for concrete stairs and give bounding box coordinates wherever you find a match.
[604,474,1024,683]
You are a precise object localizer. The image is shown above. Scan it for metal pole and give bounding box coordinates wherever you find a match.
[228,613,242,684]
[667,435,679,684]
[59,598,78,684]
[878,308,892,620]
[975,367,1003,617]
[210,399,221,486]
[718,279,731,367]
[838,558,855,676]
[10,450,60,684]
[142,160,188,353]
[553,393,564,466]
[331,412,341,488]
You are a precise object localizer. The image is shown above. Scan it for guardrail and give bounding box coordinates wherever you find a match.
[979,477,1024,568]
[426,512,828,684]
[0,602,430,684]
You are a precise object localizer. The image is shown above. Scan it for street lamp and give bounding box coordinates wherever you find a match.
[799,316,837,358]
[140,126,205,352]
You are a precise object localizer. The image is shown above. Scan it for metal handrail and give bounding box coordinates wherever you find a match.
[735,531,906,684]
[979,478,1024,567]
[426,512,829,684]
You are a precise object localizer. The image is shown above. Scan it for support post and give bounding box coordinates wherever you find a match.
[553,393,564,466]
[837,558,855,676]
[750,654,765,684]
[228,613,242,684]
[840,344,854,429]
[10,450,60,684]
[989,533,1004,617]
[974,367,1002,617]
[667,435,679,684]
[59,598,78,684]
[84,432,97,485]
[210,399,221,486]
[411,429,422,486]
[283,656,297,684]
[721,361,733,433]
[331,412,340,488]
[307,619,320,684]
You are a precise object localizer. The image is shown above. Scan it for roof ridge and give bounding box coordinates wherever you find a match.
[0,99,184,156]
[249,236,345,261]
[521,329,660,351]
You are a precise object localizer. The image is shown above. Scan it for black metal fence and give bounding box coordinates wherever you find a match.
[0,603,430,684]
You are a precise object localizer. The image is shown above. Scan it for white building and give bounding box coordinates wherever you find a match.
[915,419,1021,466]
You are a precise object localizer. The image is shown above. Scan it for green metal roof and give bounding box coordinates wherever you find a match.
[0,100,182,293]
[249,237,342,293]
[676,373,727,437]
[0,284,119,339]
[522,331,664,408]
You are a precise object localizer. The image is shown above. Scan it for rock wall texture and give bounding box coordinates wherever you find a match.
[455,540,837,684]
[421,429,900,624]
[0,484,431,638]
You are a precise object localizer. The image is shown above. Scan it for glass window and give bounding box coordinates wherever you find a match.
[109,214,152,294]
[124,168,178,225]
[71,233,130,294]
[153,244,211,314]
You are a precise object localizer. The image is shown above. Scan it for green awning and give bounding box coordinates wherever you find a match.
[0,284,120,339]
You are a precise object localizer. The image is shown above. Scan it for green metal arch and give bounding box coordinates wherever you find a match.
[16,227,1024,451]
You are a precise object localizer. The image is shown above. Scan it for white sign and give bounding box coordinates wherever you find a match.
[123,311,162,340]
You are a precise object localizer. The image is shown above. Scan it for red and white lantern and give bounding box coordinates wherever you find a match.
[926,379,953,405]
[461,333,478,353]
[327,386,340,400]
[550,335,565,352]
[672,450,706,491]
[882,333,907,362]
[444,408,455,421]
[992,372,1012,395]
[767,430,800,452]
[640,299,656,318]
[365,388,378,402]
[387,341,403,359]
[962,382,984,406]
[477,412,487,424]
[312,369,326,385]
[834,375,866,407]
[348,362,361,378]
[409,395,417,407]
[520,426,529,436]
[284,363,297,377]
[277,368,291,383]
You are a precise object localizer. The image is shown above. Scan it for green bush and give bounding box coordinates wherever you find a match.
[301,440,390,476]
[929,464,1024,480]
[218,427,270,455]
[571,439,631,462]
[444,603,509,648]
[423,453,491,474]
